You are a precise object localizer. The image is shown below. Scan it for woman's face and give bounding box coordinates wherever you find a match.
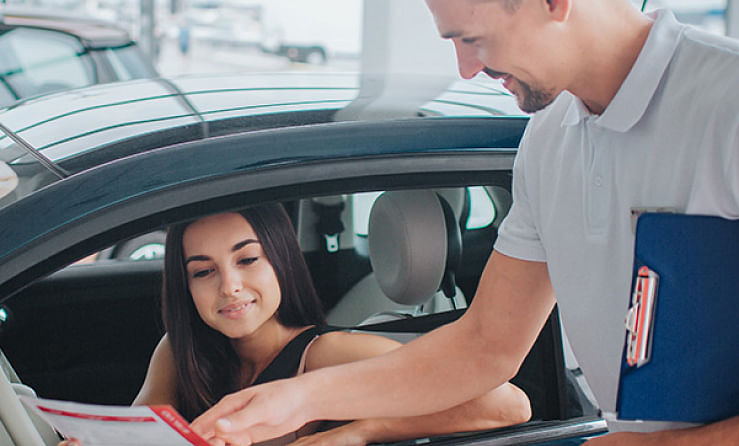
[182,212,282,339]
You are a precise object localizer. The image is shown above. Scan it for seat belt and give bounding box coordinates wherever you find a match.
[331,308,465,334]
[312,198,346,254]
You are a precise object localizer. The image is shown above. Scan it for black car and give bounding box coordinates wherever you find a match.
[0,5,157,107]
[0,71,606,445]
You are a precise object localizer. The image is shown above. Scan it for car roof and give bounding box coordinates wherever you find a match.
[0,70,524,200]
[0,71,522,157]
[0,5,133,47]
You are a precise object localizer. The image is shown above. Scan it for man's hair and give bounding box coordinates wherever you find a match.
[477,0,522,14]
[502,0,522,13]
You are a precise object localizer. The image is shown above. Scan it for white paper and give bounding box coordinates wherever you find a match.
[19,396,209,446]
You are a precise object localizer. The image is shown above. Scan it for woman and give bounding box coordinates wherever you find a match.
[62,204,530,445]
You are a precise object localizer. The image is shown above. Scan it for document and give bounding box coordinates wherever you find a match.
[20,396,209,445]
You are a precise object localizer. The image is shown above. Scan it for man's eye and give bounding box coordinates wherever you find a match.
[461,37,479,44]
[239,257,258,266]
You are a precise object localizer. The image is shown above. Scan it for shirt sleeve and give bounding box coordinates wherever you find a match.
[493,122,548,262]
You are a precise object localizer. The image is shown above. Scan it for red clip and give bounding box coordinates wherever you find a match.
[625,266,659,367]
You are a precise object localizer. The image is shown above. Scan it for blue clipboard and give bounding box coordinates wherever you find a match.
[616,213,739,423]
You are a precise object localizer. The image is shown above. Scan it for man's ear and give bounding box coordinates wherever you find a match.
[545,0,571,22]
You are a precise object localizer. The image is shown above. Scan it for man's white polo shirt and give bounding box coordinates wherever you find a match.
[494,9,739,430]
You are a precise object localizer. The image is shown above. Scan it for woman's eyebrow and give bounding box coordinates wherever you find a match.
[185,239,259,264]
[185,254,210,265]
[232,239,259,252]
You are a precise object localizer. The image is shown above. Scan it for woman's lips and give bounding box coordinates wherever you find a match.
[218,300,256,318]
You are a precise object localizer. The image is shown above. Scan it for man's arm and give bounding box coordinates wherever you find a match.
[584,415,739,445]
[288,383,531,446]
[191,251,556,444]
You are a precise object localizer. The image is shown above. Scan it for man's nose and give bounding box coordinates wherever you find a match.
[454,41,485,79]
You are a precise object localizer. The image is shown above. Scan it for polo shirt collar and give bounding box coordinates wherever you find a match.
[561,9,684,131]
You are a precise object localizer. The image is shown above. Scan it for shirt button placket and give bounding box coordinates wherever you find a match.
[587,120,608,235]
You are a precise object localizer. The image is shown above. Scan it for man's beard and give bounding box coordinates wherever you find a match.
[515,79,555,113]
[483,67,555,113]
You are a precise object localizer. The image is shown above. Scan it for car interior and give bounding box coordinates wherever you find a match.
[0,181,597,445]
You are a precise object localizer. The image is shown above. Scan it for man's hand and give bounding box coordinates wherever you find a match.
[191,378,311,445]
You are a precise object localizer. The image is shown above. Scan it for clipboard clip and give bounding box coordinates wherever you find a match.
[625,266,659,368]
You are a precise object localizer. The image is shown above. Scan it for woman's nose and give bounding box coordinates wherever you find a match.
[219,268,242,296]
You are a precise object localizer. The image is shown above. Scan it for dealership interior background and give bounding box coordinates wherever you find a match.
[2,0,736,81]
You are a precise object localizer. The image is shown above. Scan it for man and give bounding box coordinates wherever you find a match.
[192,0,739,444]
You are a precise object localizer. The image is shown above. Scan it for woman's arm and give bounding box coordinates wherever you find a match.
[132,333,178,406]
[298,330,531,446]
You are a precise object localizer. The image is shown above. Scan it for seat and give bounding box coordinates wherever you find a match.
[0,349,60,445]
[327,189,467,341]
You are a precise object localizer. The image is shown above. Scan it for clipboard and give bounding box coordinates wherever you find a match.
[616,213,739,423]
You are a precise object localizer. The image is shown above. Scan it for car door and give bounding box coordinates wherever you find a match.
[0,117,605,445]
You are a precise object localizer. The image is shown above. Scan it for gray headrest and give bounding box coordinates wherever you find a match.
[368,190,460,306]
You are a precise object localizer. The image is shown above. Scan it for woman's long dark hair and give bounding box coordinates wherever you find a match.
[161,203,325,420]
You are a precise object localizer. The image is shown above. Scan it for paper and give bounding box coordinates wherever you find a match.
[20,396,209,446]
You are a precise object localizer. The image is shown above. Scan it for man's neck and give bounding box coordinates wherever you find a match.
[569,4,654,115]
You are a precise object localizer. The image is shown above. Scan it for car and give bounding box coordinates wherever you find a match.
[259,0,361,64]
[0,70,607,445]
[0,5,157,107]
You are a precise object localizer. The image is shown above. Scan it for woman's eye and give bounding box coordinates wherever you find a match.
[192,268,212,279]
[239,257,258,266]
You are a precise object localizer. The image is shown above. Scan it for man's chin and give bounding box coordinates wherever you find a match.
[517,96,554,114]
[514,85,556,114]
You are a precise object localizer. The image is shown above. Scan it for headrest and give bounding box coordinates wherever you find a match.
[368,190,461,306]
[435,188,466,221]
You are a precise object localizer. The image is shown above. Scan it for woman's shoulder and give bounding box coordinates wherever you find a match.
[148,333,174,366]
[303,329,401,372]
[132,333,177,406]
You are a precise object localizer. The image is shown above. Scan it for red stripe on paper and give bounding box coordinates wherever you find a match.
[36,406,156,423]
[150,406,211,446]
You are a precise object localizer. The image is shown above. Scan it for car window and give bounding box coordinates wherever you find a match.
[465,186,496,229]
[102,45,156,80]
[0,80,16,105]
[0,27,96,103]
[352,186,497,237]
[71,230,168,265]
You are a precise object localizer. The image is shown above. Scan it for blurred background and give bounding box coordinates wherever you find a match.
[0,0,733,79]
